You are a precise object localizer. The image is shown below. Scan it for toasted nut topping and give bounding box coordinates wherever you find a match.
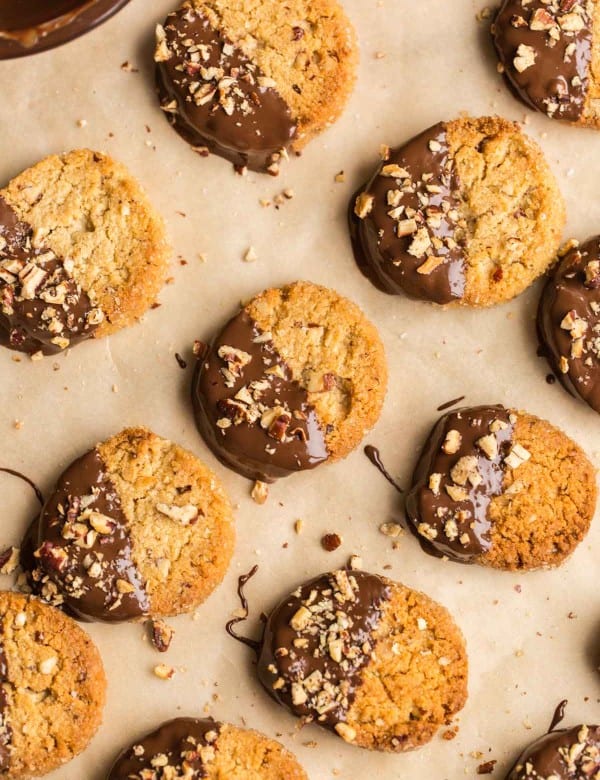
[335,723,357,742]
[445,484,469,502]
[476,434,498,460]
[428,473,442,495]
[153,663,175,680]
[251,480,269,505]
[380,164,409,178]
[379,522,403,538]
[450,456,481,487]
[513,43,536,72]
[291,682,308,705]
[39,657,57,675]
[504,443,531,470]
[156,503,198,525]
[354,192,375,219]
[88,511,115,535]
[150,619,175,653]
[116,579,136,594]
[442,429,462,454]
[290,606,312,631]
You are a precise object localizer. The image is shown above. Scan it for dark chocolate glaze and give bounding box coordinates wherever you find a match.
[257,570,391,731]
[363,445,404,494]
[25,449,149,622]
[405,405,515,563]
[349,122,466,305]
[0,197,99,355]
[0,0,131,59]
[493,0,592,122]
[0,630,10,771]
[506,724,600,779]
[156,4,296,173]
[108,717,220,779]
[538,237,600,414]
[192,310,328,483]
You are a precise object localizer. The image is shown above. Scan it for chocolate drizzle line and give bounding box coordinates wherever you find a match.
[0,468,43,506]
[349,122,466,305]
[507,723,600,779]
[548,699,568,733]
[225,565,260,653]
[363,446,404,494]
[437,395,466,412]
[192,310,328,483]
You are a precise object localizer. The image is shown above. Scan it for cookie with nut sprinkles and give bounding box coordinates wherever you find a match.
[191,281,387,483]
[155,0,357,173]
[0,149,170,357]
[0,592,106,779]
[406,405,597,570]
[108,717,308,779]
[257,569,468,752]
[538,236,600,414]
[349,116,565,306]
[506,723,600,778]
[23,427,234,621]
[493,0,600,127]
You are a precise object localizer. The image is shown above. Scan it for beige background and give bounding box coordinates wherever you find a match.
[0,0,599,777]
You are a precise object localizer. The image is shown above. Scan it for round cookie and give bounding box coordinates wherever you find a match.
[0,149,170,356]
[154,0,357,173]
[257,569,468,752]
[108,717,307,779]
[492,0,600,127]
[191,281,387,482]
[538,236,600,414]
[405,405,597,570]
[349,116,565,306]
[506,724,600,778]
[0,591,106,778]
[23,427,235,621]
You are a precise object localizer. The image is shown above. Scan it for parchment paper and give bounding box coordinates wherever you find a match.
[0,1,598,778]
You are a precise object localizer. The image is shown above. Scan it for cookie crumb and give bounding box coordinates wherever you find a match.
[251,481,269,505]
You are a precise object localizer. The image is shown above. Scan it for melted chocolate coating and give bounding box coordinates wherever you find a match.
[0,197,99,355]
[156,4,296,173]
[507,724,600,778]
[405,405,515,563]
[192,310,328,482]
[108,718,220,779]
[349,122,466,305]
[257,570,391,731]
[0,634,10,771]
[493,0,592,122]
[538,237,600,414]
[25,449,149,622]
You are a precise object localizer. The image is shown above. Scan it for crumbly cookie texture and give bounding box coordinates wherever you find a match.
[0,592,105,779]
[2,149,170,338]
[350,116,565,307]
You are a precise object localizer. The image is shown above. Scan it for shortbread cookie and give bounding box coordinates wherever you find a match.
[108,718,307,779]
[192,281,387,482]
[493,0,600,127]
[406,405,596,570]
[538,236,600,414]
[23,427,234,621]
[506,724,600,778]
[0,149,170,356]
[0,592,105,778]
[350,116,565,306]
[155,0,357,172]
[257,569,468,752]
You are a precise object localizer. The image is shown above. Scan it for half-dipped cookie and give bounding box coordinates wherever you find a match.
[349,116,565,306]
[108,717,307,779]
[493,0,600,127]
[23,427,235,621]
[192,281,387,482]
[155,0,357,173]
[0,149,170,356]
[538,236,600,414]
[0,592,106,778]
[406,405,597,570]
[257,569,468,752]
[506,723,600,778]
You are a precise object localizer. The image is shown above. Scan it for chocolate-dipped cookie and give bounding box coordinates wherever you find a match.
[538,237,600,414]
[23,427,235,621]
[108,717,307,779]
[154,0,357,173]
[493,0,600,127]
[506,724,600,778]
[0,592,106,778]
[0,149,170,357]
[406,405,597,570]
[349,116,565,306]
[257,569,468,752]
[192,281,387,482]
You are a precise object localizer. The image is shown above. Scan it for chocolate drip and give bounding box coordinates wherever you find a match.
[0,628,10,771]
[363,445,404,494]
[108,718,220,779]
[349,123,466,304]
[192,310,328,482]
[156,5,296,173]
[493,0,592,122]
[225,564,260,652]
[548,699,568,733]
[506,724,600,779]
[0,468,43,506]
[437,395,466,412]
[537,236,600,414]
[24,449,149,622]
[257,570,391,731]
[405,405,515,563]
[0,197,100,355]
